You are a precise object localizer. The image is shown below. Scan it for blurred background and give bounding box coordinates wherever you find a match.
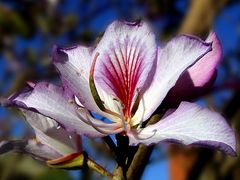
[0,0,240,179]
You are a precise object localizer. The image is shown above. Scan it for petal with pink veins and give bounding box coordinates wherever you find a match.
[132,35,212,125]
[52,45,103,115]
[165,32,222,104]
[128,102,236,156]
[9,82,122,137]
[93,20,157,119]
[52,45,121,122]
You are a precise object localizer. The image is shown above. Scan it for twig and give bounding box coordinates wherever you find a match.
[126,114,161,180]
[179,0,229,35]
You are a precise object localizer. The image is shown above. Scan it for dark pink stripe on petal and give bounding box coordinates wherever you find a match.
[94,20,157,118]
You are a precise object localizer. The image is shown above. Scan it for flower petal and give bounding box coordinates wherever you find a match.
[22,110,78,155]
[10,82,121,137]
[52,45,102,114]
[132,35,212,125]
[0,140,61,161]
[52,45,120,122]
[164,32,222,104]
[128,102,236,156]
[93,20,157,118]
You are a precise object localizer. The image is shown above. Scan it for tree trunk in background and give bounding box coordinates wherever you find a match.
[179,0,229,36]
[169,0,230,180]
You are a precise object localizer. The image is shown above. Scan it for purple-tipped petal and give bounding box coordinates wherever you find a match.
[186,32,222,86]
[22,110,78,155]
[165,32,222,104]
[52,45,102,114]
[132,35,212,125]
[93,20,157,118]
[10,82,121,137]
[128,102,236,156]
[0,140,61,161]
[52,45,119,121]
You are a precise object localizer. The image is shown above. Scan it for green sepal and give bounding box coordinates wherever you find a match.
[47,152,113,178]
[47,152,85,170]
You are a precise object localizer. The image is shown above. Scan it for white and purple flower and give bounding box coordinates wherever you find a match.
[0,109,112,177]
[0,109,80,162]
[5,20,236,156]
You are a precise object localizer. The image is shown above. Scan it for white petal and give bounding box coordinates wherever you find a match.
[0,140,61,161]
[10,82,121,137]
[22,110,78,155]
[132,35,212,125]
[52,46,102,113]
[128,102,236,156]
[93,20,157,117]
[52,45,121,122]
[165,32,222,104]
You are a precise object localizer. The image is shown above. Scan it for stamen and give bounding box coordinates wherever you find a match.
[114,98,128,133]
[104,109,121,119]
[134,129,157,140]
[131,88,140,117]
[89,52,121,119]
[75,108,123,135]
[76,108,95,126]
[85,113,111,135]
[76,108,118,128]
[89,52,105,111]
[136,95,145,130]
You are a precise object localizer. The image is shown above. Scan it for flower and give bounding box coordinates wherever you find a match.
[0,109,80,162]
[0,109,113,177]
[8,20,236,156]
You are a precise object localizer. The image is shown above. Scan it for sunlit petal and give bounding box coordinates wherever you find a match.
[128,102,236,156]
[22,110,78,155]
[0,140,61,161]
[93,20,157,118]
[10,82,120,137]
[165,32,222,104]
[132,35,212,125]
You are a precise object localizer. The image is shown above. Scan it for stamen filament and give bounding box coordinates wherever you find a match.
[135,129,157,140]
[89,52,105,111]
[133,95,145,130]
[75,108,123,135]
[131,88,141,117]
[89,52,121,119]
[114,99,128,133]
[84,112,112,135]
